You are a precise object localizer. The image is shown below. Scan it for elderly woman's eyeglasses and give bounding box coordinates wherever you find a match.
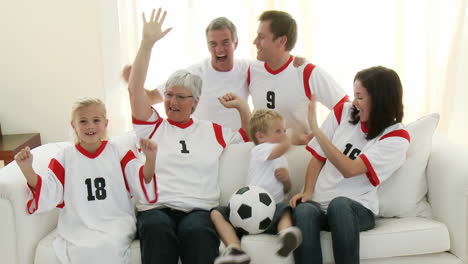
[164,92,194,102]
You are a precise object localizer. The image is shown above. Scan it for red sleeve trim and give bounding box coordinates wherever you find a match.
[333,102,344,125]
[379,129,411,142]
[132,116,158,125]
[49,158,65,187]
[306,145,326,163]
[26,175,43,214]
[303,63,316,100]
[120,150,137,193]
[247,66,251,86]
[148,116,164,139]
[213,123,226,148]
[47,159,66,208]
[334,95,349,109]
[238,128,249,142]
[132,107,161,124]
[360,154,380,186]
[332,96,349,125]
[139,166,158,203]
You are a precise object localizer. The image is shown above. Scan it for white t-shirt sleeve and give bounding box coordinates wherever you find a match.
[121,150,158,204]
[27,151,66,214]
[132,108,162,139]
[221,125,249,146]
[253,143,275,162]
[309,66,348,109]
[111,137,157,204]
[359,132,410,186]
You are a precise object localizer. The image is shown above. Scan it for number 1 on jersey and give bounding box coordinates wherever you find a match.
[179,140,190,153]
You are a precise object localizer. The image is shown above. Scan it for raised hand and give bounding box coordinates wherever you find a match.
[14,147,33,168]
[140,138,158,184]
[121,64,132,83]
[14,147,38,188]
[290,129,314,145]
[140,138,158,158]
[218,92,242,109]
[219,92,251,133]
[141,8,173,45]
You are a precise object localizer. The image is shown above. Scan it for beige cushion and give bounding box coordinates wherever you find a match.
[240,217,450,264]
[378,113,440,217]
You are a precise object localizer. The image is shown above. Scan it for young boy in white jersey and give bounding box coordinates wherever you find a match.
[15,98,158,264]
[211,109,302,264]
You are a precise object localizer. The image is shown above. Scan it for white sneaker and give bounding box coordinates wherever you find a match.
[277,226,303,257]
[214,245,251,264]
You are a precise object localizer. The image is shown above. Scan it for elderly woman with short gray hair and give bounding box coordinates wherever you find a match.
[127,8,250,264]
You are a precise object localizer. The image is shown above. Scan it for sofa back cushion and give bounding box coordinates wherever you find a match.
[378,113,440,217]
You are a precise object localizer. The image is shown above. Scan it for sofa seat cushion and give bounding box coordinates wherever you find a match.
[35,217,449,264]
[332,217,449,262]
[241,217,449,264]
[35,229,143,264]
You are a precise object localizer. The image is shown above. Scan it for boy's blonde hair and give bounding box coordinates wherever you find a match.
[249,109,284,145]
[71,97,108,142]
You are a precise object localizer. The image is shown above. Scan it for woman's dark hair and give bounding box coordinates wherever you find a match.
[350,66,404,140]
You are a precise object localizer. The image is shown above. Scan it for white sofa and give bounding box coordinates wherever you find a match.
[1,130,467,264]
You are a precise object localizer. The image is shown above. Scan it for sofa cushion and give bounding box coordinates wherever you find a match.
[32,218,453,264]
[378,113,440,217]
[241,217,449,263]
[218,142,253,206]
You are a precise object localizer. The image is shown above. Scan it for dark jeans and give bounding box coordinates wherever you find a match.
[137,207,219,264]
[292,197,375,264]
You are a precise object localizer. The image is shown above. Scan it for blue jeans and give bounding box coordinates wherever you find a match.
[137,207,219,264]
[292,197,375,264]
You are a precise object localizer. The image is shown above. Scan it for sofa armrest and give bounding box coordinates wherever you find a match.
[0,162,59,264]
[427,134,468,262]
[0,143,65,264]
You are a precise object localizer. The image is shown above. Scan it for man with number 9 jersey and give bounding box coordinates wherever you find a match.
[250,10,348,144]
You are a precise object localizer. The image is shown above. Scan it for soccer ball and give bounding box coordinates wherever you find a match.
[228,185,276,235]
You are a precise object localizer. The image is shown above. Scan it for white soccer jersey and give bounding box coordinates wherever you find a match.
[247,143,289,203]
[26,140,157,264]
[156,58,250,130]
[133,108,249,212]
[248,56,348,132]
[306,102,410,214]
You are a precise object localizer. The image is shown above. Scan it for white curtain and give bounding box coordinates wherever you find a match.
[119,0,468,146]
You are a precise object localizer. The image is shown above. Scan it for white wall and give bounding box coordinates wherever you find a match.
[0,0,125,144]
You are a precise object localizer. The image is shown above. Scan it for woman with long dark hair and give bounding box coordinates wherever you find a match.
[290,66,410,264]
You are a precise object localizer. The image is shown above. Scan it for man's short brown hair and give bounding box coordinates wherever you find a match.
[259,10,297,51]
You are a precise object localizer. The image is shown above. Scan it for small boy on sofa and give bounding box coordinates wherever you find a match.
[211,109,302,264]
